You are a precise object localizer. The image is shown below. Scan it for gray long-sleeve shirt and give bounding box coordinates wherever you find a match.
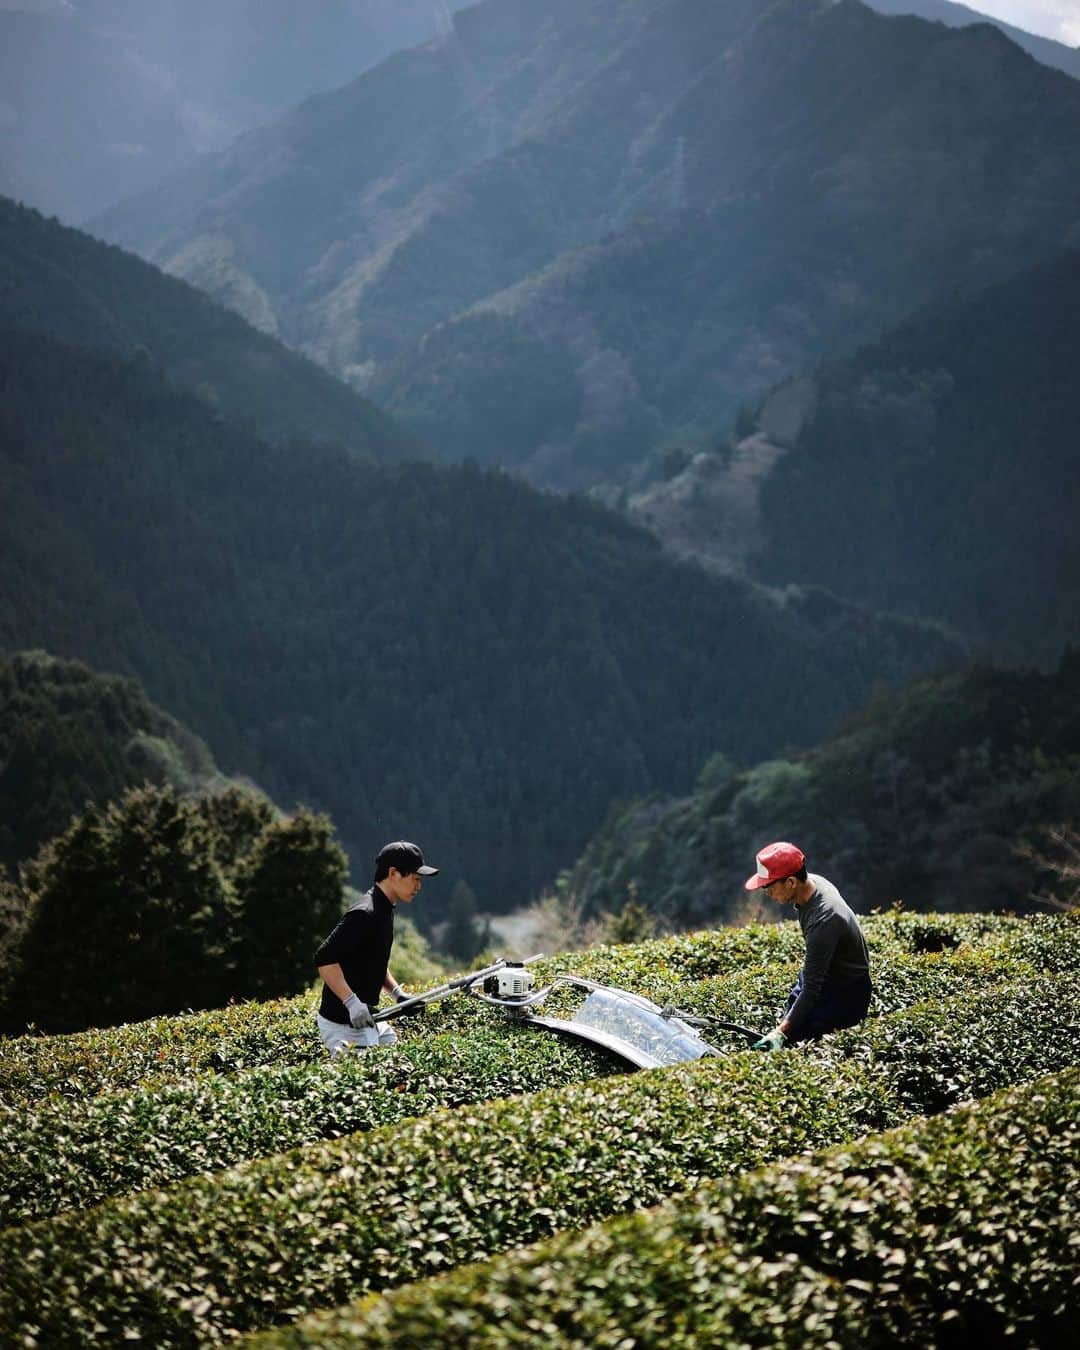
[786,873,870,1037]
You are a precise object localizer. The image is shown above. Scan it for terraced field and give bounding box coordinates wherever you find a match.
[1,911,1076,1346]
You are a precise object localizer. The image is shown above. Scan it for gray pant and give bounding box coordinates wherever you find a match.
[317,1014,398,1056]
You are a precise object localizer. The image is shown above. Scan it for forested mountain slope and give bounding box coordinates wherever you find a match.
[742,249,1080,666]
[562,655,1080,928]
[0,650,221,881]
[0,325,962,910]
[629,247,1080,667]
[94,0,1080,488]
[0,197,412,461]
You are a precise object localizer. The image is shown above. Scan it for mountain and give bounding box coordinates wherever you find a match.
[738,248,1080,667]
[0,649,221,879]
[0,322,964,912]
[562,652,1080,928]
[864,1,1080,81]
[0,196,412,459]
[0,0,473,224]
[93,0,1080,489]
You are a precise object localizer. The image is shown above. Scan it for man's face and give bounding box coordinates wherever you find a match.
[761,876,796,905]
[383,867,424,905]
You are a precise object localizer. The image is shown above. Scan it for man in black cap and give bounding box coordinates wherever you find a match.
[315,840,438,1055]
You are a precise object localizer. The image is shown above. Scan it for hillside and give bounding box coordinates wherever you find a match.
[0,649,222,881]
[740,249,1080,666]
[0,323,963,912]
[0,197,413,460]
[627,247,1080,666]
[0,915,1077,1342]
[560,655,1080,930]
[93,0,1080,489]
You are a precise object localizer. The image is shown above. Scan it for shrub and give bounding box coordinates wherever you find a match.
[0,972,1075,1346]
[0,995,323,1108]
[1,939,1043,1224]
[0,1027,616,1224]
[0,912,1073,1110]
[0,917,804,1105]
[262,1067,1079,1347]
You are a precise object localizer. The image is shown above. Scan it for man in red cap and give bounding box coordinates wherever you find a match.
[315,840,439,1055]
[745,841,871,1050]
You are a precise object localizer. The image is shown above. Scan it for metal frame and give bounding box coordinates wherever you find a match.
[371,956,762,1070]
[477,975,740,1070]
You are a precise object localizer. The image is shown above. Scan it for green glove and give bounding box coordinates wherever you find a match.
[752,1027,788,1052]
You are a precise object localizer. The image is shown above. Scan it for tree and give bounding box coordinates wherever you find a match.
[1015,825,1080,913]
[0,877,29,1014]
[442,880,492,963]
[198,785,277,873]
[3,785,234,1033]
[604,884,658,945]
[233,809,347,999]
[0,785,352,1032]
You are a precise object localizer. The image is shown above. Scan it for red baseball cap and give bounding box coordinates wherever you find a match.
[745,841,805,890]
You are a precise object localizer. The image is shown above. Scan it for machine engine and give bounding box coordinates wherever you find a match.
[482,962,536,999]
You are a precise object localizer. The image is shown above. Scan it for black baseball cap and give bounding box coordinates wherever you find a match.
[376,840,439,876]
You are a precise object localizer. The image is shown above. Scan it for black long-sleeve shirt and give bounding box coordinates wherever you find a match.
[786,874,870,1038]
[315,886,395,1024]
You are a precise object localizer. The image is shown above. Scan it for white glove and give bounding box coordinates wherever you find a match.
[344,993,374,1030]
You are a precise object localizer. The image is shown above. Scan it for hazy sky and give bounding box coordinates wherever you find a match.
[974,1,1080,46]
[0,1,1077,47]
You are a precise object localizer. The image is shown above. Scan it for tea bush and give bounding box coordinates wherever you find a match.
[1,929,1067,1223]
[255,1067,1079,1347]
[1,911,1063,1107]
[0,1028,616,1223]
[1,971,1076,1346]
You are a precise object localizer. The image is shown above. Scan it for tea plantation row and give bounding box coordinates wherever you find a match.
[248,1066,1079,1348]
[0,911,1051,1106]
[1,926,1069,1223]
[0,916,813,1104]
[1,968,1076,1346]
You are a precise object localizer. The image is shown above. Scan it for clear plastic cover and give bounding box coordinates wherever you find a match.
[571,989,711,1065]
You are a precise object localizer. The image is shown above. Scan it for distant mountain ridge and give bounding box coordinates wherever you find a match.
[865,0,1080,81]
[93,0,1080,489]
[0,196,413,460]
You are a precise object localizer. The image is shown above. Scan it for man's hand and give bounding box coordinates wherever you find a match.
[752,1027,788,1052]
[394,988,425,1018]
[344,993,374,1030]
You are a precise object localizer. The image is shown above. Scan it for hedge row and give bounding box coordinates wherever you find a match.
[1,971,1076,1347]
[0,933,1061,1224]
[252,1067,1080,1348]
[0,910,1044,1106]
[0,1028,616,1224]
